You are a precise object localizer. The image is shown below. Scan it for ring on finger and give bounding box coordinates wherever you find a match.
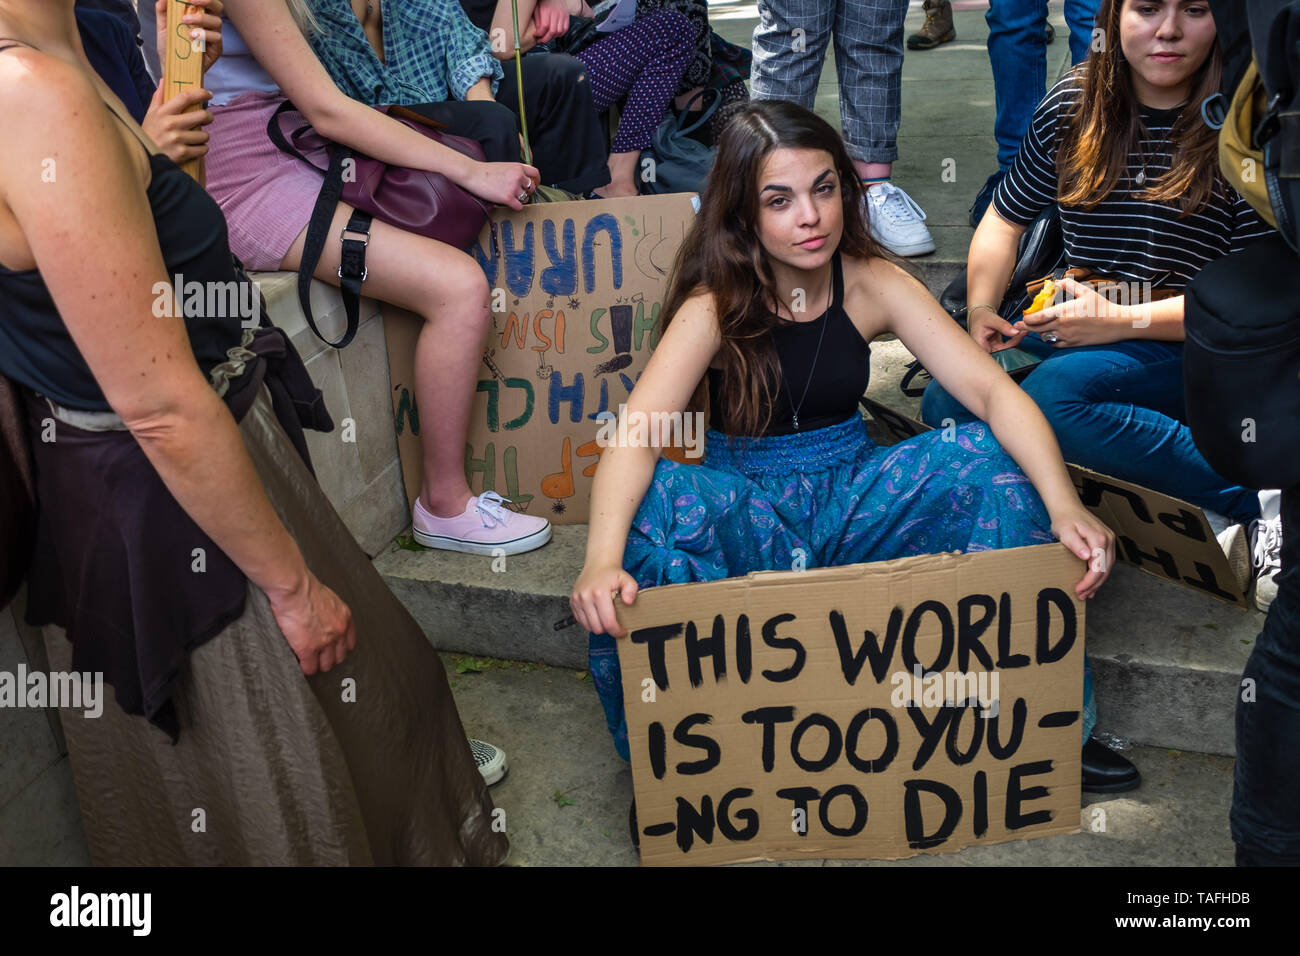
[1043,331,1060,344]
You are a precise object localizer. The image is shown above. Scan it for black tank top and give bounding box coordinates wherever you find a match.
[0,44,244,411]
[708,252,871,436]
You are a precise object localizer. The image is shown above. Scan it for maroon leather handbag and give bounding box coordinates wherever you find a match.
[267,100,492,347]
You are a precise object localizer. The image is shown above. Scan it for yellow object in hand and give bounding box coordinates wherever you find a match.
[1023,278,1057,316]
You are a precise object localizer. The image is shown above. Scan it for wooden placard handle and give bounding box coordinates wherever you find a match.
[161,1,206,185]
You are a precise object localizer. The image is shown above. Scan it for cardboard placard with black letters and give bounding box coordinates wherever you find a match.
[615,544,1086,866]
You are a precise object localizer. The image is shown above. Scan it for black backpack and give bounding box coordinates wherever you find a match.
[1184,234,1300,490]
[1206,0,1300,250]
[1250,0,1300,249]
[1185,1,1300,491]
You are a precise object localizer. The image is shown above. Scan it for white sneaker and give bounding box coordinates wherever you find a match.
[1250,514,1283,612]
[1215,522,1251,593]
[863,181,936,257]
[469,738,508,786]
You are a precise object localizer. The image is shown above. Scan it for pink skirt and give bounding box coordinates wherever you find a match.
[206,90,324,271]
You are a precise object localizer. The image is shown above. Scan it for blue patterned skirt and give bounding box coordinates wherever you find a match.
[589,414,1097,759]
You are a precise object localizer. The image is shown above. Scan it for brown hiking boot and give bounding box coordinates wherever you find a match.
[907,0,956,51]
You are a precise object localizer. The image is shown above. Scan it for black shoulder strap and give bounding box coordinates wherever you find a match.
[269,100,371,350]
[830,250,845,311]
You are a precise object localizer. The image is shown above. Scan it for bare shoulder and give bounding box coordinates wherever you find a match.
[842,253,927,297]
[0,46,89,117]
[0,50,156,272]
[651,286,723,376]
[668,287,722,337]
[839,253,929,339]
[0,51,108,265]
[0,50,128,175]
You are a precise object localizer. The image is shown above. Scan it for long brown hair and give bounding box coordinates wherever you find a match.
[1057,0,1224,215]
[660,101,884,437]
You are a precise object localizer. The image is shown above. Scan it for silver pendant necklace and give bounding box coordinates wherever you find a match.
[780,269,834,431]
[1135,111,1177,186]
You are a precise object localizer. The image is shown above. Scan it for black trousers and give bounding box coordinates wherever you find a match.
[411,55,610,194]
[1232,487,1300,866]
[403,99,524,167]
[497,54,611,194]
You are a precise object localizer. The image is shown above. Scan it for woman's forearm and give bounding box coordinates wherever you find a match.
[465,76,495,101]
[966,210,1024,312]
[493,0,541,49]
[491,17,538,58]
[124,385,311,602]
[982,379,1082,519]
[307,95,474,180]
[583,443,659,570]
[1123,295,1185,341]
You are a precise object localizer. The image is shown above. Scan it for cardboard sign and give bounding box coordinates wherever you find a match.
[385,195,699,525]
[615,544,1085,866]
[859,398,1250,608]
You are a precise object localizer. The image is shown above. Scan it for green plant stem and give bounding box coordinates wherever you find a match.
[510,0,533,165]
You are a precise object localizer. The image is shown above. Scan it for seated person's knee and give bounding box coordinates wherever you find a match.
[544,53,588,89]
[478,99,521,144]
[456,263,491,311]
[920,379,975,428]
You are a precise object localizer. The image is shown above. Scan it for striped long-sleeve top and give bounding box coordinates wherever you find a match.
[992,67,1276,293]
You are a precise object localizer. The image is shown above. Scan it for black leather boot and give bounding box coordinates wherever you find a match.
[1082,736,1141,793]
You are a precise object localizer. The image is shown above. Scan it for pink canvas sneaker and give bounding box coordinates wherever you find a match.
[412,491,552,556]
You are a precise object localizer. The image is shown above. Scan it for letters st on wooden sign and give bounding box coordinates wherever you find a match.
[162,1,205,184]
[615,544,1086,866]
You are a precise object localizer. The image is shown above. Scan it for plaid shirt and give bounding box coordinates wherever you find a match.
[307,0,503,105]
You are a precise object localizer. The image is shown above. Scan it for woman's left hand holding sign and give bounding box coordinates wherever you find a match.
[155,0,224,73]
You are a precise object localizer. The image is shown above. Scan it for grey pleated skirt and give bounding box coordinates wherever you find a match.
[42,386,508,866]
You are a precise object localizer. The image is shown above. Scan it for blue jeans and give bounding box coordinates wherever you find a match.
[920,335,1262,524]
[987,0,1101,170]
